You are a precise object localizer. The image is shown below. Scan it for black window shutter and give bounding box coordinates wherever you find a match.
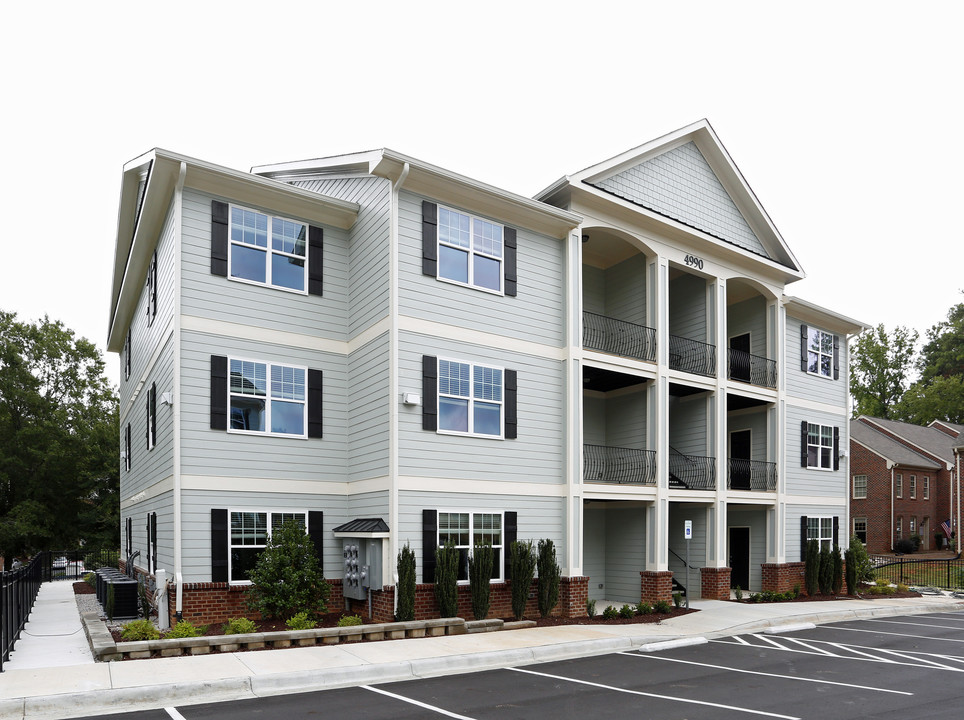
[149,383,156,448]
[125,329,131,380]
[150,252,157,321]
[422,201,438,277]
[307,369,323,438]
[832,335,840,380]
[308,511,324,574]
[422,509,438,583]
[800,516,808,561]
[505,369,518,439]
[145,395,150,448]
[211,508,228,582]
[504,511,517,580]
[210,355,228,430]
[833,426,840,471]
[800,421,809,468]
[308,226,324,296]
[833,516,839,547]
[126,517,132,556]
[422,355,438,431]
[211,200,229,277]
[799,324,809,371]
[504,227,517,297]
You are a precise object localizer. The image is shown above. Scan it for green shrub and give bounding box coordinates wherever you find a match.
[84,572,96,588]
[337,614,363,627]
[395,543,416,622]
[897,584,909,593]
[165,621,203,639]
[792,584,801,598]
[120,619,160,641]
[734,585,743,601]
[536,539,561,618]
[672,592,682,608]
[619,604,635,619]
[654,599,671,614]
[804,539,820,596]
[831,546,843,595]
[749,592,762,602]
[246,519,330,621]
[434,541,460,618]
[636,601,652,615]
[286,612,317,630]
[848,535,875,583]
[510,540,537,621]
[844,546,857,594]
[468,541,494,620]
[602,605,619,620]
[586,599,596,618]
[137,578,154,620]
[894,538,916,554]
[818,545,833,595]
[222,617,257,635]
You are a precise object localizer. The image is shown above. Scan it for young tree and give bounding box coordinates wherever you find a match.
[395,543,416,622]
[849,323,918,420]
[468,541,493,621]
[246,519,329,620]
[510,539,536,620]
[0,311,118,567]
[536,538,560,618]
[434,541,460,618]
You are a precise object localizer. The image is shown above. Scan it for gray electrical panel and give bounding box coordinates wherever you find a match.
[342,538,382,601]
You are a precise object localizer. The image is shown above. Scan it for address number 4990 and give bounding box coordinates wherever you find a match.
[684,254,704,270]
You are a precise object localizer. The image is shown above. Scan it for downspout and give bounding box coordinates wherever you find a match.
[389,161,409,620]
[957,447,962,553]
[890,464,895,551]
[173,162,186,620]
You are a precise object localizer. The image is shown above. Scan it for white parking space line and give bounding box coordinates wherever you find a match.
[622,653,913,695]
[780,637,836,655]
[861,618,964,631]
[751,634,790,649]
[165,710,187,720]
[509,667,800,719]
[874,648,960,670]
[826,642,900,662]
[711,637,957,670]
[362,686,478,720]
[822,626,964,644]
[732,635,751,645]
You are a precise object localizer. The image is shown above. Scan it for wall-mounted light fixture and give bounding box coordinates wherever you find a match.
[160,392,173,406]
[402,392,421,406]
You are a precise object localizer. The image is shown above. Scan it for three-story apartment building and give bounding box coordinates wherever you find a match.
[107,121,865,624]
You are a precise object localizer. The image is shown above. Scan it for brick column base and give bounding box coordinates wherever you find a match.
[560,576,589,617]
[699,566,731,600]
[639,570,674,604]
[761,562,805,593]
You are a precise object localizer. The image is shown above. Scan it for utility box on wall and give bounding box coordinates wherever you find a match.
[332,518,390,602]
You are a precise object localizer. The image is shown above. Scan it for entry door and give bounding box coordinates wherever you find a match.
[730,333,751,382]
[729,527,750,590]
[730,429,752,490]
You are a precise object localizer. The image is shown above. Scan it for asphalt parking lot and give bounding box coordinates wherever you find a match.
[86,611,964,720]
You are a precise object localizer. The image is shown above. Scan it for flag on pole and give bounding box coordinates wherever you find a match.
[941,520,952,537]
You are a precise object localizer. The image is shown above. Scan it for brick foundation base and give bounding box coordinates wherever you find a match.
[639,570,674,604]
[761,562,805,594]
[699,566,731,600]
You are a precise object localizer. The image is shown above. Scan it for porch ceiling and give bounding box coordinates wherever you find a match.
[584,366,649,392]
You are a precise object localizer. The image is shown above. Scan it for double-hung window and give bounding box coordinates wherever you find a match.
[437,511,503,583]
[146,383,156,450]
[438,359,503,437]
[229,206,307,293]
[805,327,834,378]
[807,516,834,551]
[806,423,834,470]
[853,474,867,499]
[909,475,917,499]
[229,359,307,437]
[437,207,504,293]
[896,474,903,498]
[229,510,306,582]
[853,517,867,544]
[923,477,930,500]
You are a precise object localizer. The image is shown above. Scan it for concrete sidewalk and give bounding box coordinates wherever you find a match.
[1,585,962,720]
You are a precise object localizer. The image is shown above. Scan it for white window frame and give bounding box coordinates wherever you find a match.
[227,204,309,295]
[923,476,930,500]
[806,422,834,470]
[896,474,902,499]
[806,326,834,379]
[909,474,917,499]
[124,329,131,381]
[124,423,131,472]
[227,357,308,438]
[436,510,504,584]
[807,515,834,551]
[146,383,156,451]
[852,474,867,499]
[853,517,867,544]
[436,358,504,439]
[228,509,308,585]
[436,205,504,295]
[146,252,157,326]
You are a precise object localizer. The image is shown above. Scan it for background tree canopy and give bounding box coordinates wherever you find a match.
[0,311,118,569]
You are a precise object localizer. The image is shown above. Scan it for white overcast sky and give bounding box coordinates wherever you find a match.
[2,1,961,383]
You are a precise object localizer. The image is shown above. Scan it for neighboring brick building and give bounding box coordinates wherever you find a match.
[849,417,963,554]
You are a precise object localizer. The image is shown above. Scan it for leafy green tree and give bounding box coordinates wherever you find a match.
[0,312,118,568]
[246,519,329,620]
[896,374,964,425]
[849,323,917,419]
[917,302,964,383]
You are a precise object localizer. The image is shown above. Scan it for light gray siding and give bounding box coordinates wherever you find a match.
[786,504,843,564]
[668,504,707,596]
[348,332,390,482]
[606,388,648,449]
[669,273,707,341]
[669,394,709,456]
[784,315,848,407]
[584,503,646,604]
[727,295,767,358]
[604,254,647,327]
[122,491,174,577]
[728,408,768,462]
[397,191,566,347]
[784,405,847,497]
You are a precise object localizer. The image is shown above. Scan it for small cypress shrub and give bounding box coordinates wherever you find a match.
[586,599,597,617]
[468,541,494,620]
[434,541,460,618]
[536,539,561,618]
[396,543,416,622]
[510,540,536,620]
[654,599,671,614]
[602,605,619,619]
[636,601,652,615]
[165,620,202,638]
[831,546,843,594]
[337,614,363,627]
[619,604,635,618]
[246,519,330,620]
[804,539,820,596]
[222,617,257,635]
[120,618,160,641]
[818,545,833,595]
[286,612,316,630]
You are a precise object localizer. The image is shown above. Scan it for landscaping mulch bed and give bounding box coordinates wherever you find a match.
[73,581,95,595]
[731,587,922,604]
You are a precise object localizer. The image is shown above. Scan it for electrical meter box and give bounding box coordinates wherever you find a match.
[341,538,383,601]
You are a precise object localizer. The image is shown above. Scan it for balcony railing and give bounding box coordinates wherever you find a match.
[668,446,715,490]
[727,348,777,389]
[727,458,777,491]
[583,444,657,485]
[583,312,657,363]
[668,335,716,377]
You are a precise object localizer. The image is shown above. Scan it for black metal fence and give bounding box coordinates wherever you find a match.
[583,312,657,363]
[869,554,964,589]
[1,554,43,672]
[584,444,657,485]
[38,549,119,582]
[727,348,777,389]
[668,335,716,377]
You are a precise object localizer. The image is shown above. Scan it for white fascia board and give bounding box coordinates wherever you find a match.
[251,149,384,180]
[783,295,869,336]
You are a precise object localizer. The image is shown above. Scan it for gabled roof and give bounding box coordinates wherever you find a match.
[856,416,961,467]
[535,119,804,281]
[850,419,942,469]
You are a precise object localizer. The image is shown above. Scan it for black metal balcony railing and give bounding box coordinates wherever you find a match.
[727,348,777,389]
[668,446,715,490]
[583,444,657,485]
[583,312,657,363]
[668,335,716,377]
[727,458,778,491]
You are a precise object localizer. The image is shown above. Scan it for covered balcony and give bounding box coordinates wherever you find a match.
[668,269,715,378]
[726,280,777,389]
[583,367,654,486]
[726,396,777,492]
[668,386,715,491]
